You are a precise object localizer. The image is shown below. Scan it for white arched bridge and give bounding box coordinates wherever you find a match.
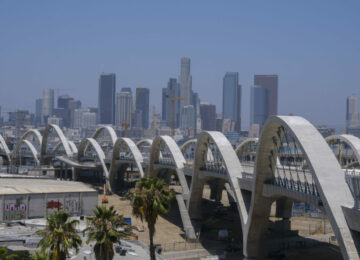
[1,116,360,259]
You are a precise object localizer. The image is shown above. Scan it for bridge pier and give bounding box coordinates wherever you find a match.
[187,178,206,220]
[185,175,192,189]
[210,180,224,202]
[65,164,69,180]
[73,168,79,181]
[60,162,64,180]
[110,164,128,193]
[275,197,293,219]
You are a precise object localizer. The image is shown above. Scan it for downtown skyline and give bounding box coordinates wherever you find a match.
[1,1,360,130]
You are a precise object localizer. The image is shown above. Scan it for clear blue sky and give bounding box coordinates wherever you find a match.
[1,1,359,130]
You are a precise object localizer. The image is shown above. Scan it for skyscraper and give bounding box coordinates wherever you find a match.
[42,88,54,124]
[68,100,82,127]
[200,103,216,131]
[222,72,241,132]
[254,75,278,116]
[58,95,73,109]
[180,105,195,130]
[74,108,97,129]
[192,92,201,133]
[250,85,268,127]
[57,95,74,127]
[135,88,150,129]
[162,78,181,128]
[346,95,359,128]
[98,73,116,124]
[178,57,192,108]
[115,90,133,126]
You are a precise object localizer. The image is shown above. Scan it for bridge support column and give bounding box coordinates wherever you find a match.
[71,167,75,181]
[271,198,293,238]
[275,198,293,219]
[73,168,79,181]
[209,180,224,202]
[65,164,69,181]
[215,182,224,202]
[188,179,206,220]
[62,163,66,180]
[185,175,192,188]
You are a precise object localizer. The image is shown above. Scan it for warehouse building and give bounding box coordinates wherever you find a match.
[0,178,98,222]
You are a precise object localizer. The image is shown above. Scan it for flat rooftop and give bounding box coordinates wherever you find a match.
[0,178,96,195]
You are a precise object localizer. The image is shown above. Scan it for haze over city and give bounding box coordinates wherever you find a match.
[1,1,360,129]
[2,2,360,260]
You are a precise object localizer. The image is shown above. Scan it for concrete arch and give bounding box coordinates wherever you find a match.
[187,131,248,224]
[244,116,359,260]
[53,140,78,154]
[109,138,144,193]
[181,139,217,160]
[15,140,40,165]
[136,139,153,154]
[12,129,42,163]
[149,136,189,196]
[40,124,73,164]
[235,138,258,159]
[136,139,153,149]
[326,134,360,169]
[91,125,117,146]
[0,135,11,163]
[68,140,78,154]
[78,137,109,189]
[20,129,42,146]
[235,137,284,170]
[181,139,197,165]
[181,139,197,154]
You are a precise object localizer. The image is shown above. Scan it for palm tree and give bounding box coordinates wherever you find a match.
[0,246,18,260]
[84,205,129,260]
[31,251,52,260]
[0,247,8,260]
[127,177,175,260]
[35,211,82,260]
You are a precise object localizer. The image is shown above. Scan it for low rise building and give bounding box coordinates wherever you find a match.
[0,178,98,222]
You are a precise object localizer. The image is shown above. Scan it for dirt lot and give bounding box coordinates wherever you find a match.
[98,185,341,259]
[98,191,186,246]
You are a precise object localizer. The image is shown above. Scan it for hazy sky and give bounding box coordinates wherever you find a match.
[1,1,360,130]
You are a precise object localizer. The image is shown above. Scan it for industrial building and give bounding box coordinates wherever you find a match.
[0,178,98,222]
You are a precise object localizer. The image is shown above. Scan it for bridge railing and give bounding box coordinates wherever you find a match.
[270,176,319,197]
[241,171,253,179]
[200,162,227,176]
[118,154,135,161]
[345,169,360,207]
[156,157,176,167]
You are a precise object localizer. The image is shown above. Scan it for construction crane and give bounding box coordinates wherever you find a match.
[122,89,141,137]
[165,91,186,138]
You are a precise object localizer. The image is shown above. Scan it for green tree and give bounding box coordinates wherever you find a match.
[83,205,129,260]
[0,247,18,260]
[127,177,175,260]
[31,251,52,260]
[35,211,82,260]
